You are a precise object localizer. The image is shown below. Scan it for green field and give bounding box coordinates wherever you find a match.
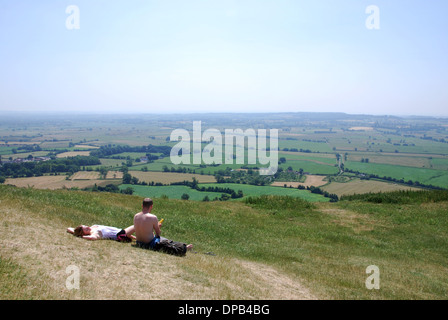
[279,160,339,175]
[431,157,448,170]
[345,161,448,188]
[279,139,333,153]
[119,184,226,201]
[198,183,330,202]
[119,183,330,202]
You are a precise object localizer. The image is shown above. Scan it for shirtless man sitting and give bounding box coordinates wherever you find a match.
[133,197,193,251]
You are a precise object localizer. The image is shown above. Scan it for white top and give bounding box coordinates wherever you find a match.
[92,225,121,240]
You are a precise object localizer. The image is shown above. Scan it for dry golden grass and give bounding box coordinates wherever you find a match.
[271,175,327,188]
[74,145,99,149]
[106,171,124,179]
[56,151,91,158]
[348,127,374,131]
[0,141,37,145]
[4,176,109,190]
[70,171,101,180]
[318,202,386,234]
[129,171,217,184]
[322,179,419,197]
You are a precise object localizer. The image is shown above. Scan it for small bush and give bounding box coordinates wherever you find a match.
[181,193,190,200]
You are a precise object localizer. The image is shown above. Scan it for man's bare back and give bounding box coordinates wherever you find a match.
[134,211,160,244]
[133,198,193,252]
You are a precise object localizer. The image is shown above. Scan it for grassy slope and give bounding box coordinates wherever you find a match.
[1,184,447,299]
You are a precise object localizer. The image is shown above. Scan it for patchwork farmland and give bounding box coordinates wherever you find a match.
[1,113,448,200]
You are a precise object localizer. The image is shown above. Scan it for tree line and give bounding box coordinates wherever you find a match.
[344,168,445,190]
[90,144,171,158]
[171,178,244,199]
[0,156,101,178]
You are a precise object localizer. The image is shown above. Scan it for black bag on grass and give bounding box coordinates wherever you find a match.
[154,238,187,256]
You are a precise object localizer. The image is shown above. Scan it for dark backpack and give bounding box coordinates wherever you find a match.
[154,238,187,256]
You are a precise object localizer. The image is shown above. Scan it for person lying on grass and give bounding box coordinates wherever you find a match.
[67,224,136,242]
[134,197,193,254]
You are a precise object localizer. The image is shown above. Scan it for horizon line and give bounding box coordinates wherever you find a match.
[1,110,448,119]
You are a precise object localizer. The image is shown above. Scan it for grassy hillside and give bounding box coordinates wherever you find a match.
[1,184,447,299]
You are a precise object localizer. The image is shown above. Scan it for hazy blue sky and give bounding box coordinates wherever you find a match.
[1,0,447,116]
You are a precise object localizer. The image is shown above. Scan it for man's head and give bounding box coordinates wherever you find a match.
[142,197,153,211]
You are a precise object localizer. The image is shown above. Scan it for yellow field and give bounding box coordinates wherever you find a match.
[4,171,215,190]
[70,171,101,180]
[74,144,99,149]
[0,141,38,145]
[106,171,124,179]
[56,151,91,158]
[348,127,374,131]
[129,171,217,184]
[0,151,48,160]
[271,175,327,188]
[4,176,111,190]
[321,179,420,197]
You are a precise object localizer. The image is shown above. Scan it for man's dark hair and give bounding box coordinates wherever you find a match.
[142,197,153,209]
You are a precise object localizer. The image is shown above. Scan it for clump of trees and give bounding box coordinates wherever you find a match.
[214,168,273,186]
[305,186,339,202]
[83,183,133,195]
[0,156,101,178]
[173,178,244,200]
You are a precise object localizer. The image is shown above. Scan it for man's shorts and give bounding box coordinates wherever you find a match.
[136,236,161,249]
